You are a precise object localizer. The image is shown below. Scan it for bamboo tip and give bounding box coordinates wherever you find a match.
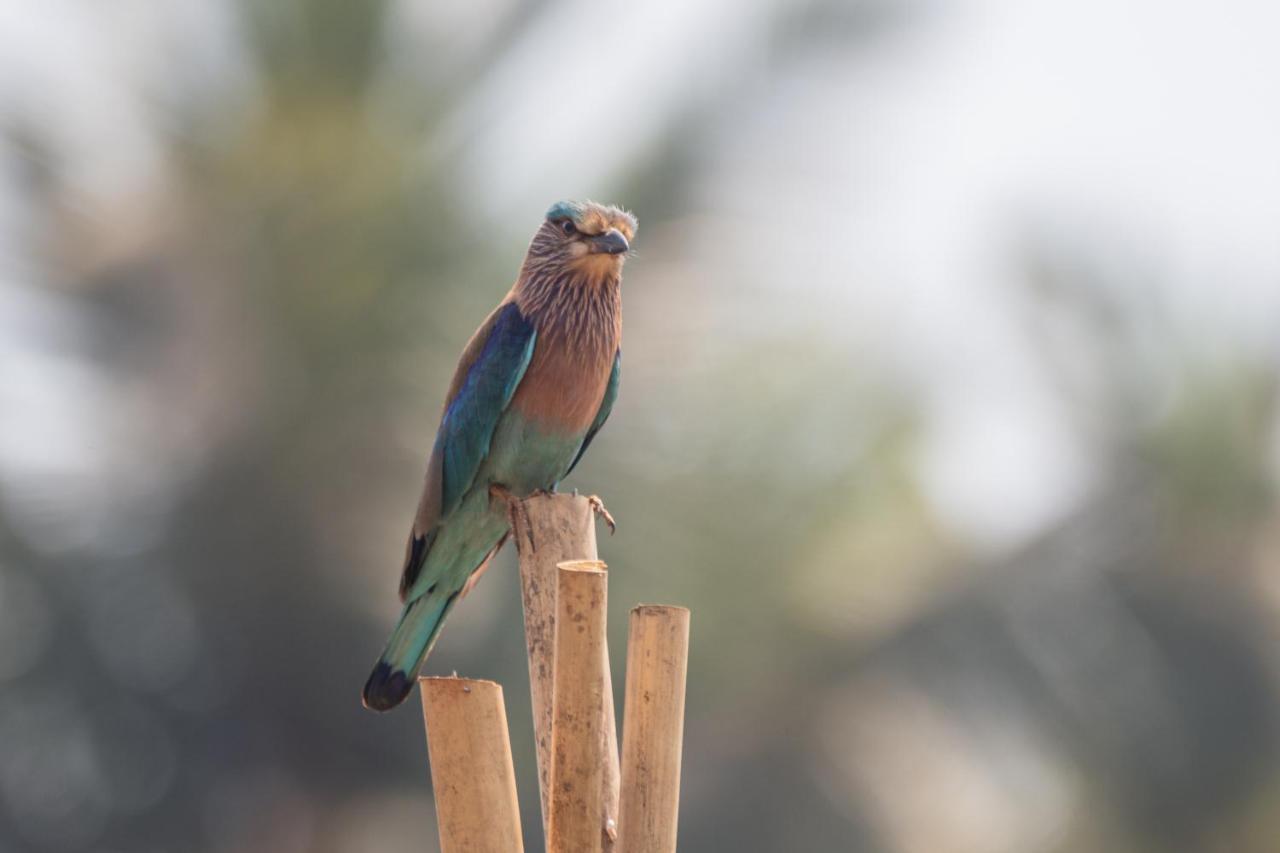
[631,604,691,618]
[518,491,592,507]
[419,675,501,693]
[558,559,608,573]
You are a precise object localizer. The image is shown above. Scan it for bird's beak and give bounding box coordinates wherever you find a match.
[589,229,629,255]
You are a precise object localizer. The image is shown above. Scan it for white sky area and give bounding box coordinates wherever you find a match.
[1,0,1279,552]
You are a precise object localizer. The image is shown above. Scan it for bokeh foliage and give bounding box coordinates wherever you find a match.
[1,2,1278,852]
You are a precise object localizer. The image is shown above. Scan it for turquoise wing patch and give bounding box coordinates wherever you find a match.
[437,302,537,514]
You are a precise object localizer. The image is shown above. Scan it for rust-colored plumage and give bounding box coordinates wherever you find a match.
[512,283,621,430]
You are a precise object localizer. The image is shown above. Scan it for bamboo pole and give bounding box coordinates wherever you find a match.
[510,493,620,846]
[419,676,524,853]
[548,563,609,853]
[617,606,691,853]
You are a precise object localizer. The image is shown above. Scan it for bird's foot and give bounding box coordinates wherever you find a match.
[587,494,617,535]
[486,481,532,548]
[489,483,529,534]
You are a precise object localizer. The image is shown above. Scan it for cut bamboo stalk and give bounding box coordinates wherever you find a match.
[510,493,620,847]
[617,606,691,853]
[548,563,608,853]
[419,676,524,853]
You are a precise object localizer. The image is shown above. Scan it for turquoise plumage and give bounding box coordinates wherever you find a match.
[363,200,636,711]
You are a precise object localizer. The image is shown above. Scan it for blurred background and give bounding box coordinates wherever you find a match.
[2,0,1280,850]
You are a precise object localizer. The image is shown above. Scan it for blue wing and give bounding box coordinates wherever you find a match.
[398,300,536,601]
[563,348,620,479]
[437,301,537,514]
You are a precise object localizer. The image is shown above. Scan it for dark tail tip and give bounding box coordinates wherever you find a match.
[362,662,413,712]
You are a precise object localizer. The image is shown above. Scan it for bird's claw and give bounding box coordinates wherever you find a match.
[489,483,529,536]
[587,494,617,534]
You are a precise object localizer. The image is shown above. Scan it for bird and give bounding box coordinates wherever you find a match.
[362,200,636,712]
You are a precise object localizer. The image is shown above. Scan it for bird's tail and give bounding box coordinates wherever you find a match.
[362,589,458,712]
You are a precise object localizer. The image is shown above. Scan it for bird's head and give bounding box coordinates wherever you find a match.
[525,200,637,283]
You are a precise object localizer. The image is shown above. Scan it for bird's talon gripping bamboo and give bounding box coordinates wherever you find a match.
[587,494,617,534]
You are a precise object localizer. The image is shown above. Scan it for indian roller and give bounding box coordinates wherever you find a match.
[362,200,636,711]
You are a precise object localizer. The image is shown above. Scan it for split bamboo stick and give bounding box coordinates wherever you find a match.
[419,676,524,853]
[617,605,691,853]
[548,563,608,853]
[510,493,620,846]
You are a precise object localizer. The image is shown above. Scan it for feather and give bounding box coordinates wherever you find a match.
[437,303,537,513]
[564,348,620,477]
[398,301,536,600]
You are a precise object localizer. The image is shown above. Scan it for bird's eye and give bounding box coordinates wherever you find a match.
[560,219,578,237]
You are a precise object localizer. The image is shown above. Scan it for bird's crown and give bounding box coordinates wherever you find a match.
[546,199,637,242]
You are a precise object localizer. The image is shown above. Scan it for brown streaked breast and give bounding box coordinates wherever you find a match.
[510,333,615,433]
